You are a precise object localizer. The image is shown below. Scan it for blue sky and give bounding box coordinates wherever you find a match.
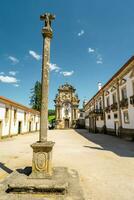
[0,0,134,109]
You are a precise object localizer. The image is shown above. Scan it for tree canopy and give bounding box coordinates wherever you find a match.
[30,81,41,111]
[30,81,55,117]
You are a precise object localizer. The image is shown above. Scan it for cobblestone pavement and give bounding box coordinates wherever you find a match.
[0,129,134,200]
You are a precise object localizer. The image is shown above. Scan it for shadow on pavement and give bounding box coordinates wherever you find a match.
[0,162,13,174]
[75,129,134,157]
[16,166,32,176]
[0,162,32,177]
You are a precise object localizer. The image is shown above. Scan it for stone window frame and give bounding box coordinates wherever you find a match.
[14,109,17,124]
[99,98,103,109]
[24,112,27,124]
[101,115,104,121]
[96,117,99,121]
[132,80,134,95]
[123,110,129,124]
[107,114,111,120]
[114,113,118,119]
[0,120,3,135]
[5,107,9,121]
[112,92,117,104]
[80,113,83,118]
[121,85,127,100]
[106,96,110,107]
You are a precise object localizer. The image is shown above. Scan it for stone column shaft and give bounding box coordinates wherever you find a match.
[40,32,52,142]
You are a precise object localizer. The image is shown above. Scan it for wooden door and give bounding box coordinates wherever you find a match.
[18,121,22,134]
[29,122,32,132]
[65,119,69,129]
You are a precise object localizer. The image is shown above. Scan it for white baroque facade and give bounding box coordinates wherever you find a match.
[0,96,40,139]
[54,83,80,129]
[84,56,134,140]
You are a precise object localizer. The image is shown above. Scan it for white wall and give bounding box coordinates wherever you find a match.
[85,118,89,128]
[96,117,104,128]
[0,101,40,138]
[120,71,134,129]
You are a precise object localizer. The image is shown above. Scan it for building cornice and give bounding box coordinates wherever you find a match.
[84,56,134,108]
[0,96,40,115]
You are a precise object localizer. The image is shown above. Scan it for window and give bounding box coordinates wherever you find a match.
[80,113,83,117]
[95,102,98,109]
[112,93,117,104]
[121,87,127,100]
[132,81,134,95]
[99,101,102,109]
[14,109,17,121]
[114,113,118,119]
[123,111,129,123]
[106,96,110,107]
[101,116,104,120]
[24,112,27,124]
[107,114,111,120]
[5,107,9,119]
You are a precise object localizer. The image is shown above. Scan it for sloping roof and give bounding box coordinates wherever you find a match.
[85,56,134,107]
[0,96,40,115]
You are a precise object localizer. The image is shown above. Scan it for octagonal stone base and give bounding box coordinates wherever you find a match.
[0,167,85,200]
[30,141,55,179]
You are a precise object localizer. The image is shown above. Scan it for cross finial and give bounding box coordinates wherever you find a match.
[40,13,55,30]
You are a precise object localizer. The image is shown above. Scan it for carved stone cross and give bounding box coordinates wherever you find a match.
[40,13,55,30]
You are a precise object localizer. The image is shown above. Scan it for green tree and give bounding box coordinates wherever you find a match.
[30,81,41,111]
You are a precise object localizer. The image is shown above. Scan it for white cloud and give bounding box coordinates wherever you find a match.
[96,60,103,64]
[88,47,95,53]
[29,50,41,60]
[49,63,60,72]
[78,30,84,36]
[0,75,18,83]
[96,54,103,64]
[60,70,74,77]
[88,47,103,64]
[8,56,19,64]
[9,71,17,76]
[0,72,5,75]
[13,84,19,87]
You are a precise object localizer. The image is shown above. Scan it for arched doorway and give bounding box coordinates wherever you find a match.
[64,119,69,129]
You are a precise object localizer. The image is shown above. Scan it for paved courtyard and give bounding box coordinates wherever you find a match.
[0,129,134,200]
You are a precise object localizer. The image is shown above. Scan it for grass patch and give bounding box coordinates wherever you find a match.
[48,115,55,123]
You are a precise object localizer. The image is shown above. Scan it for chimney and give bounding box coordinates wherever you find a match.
[98,82,102,91]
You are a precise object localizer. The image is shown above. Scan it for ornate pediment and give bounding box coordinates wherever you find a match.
[105,91,109,96]
[119,78,126,86]
[111,86,116,92]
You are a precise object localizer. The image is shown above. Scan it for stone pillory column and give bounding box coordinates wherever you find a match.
[30,13,55,179]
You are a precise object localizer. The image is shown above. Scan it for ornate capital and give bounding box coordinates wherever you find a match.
[42,27,53,38]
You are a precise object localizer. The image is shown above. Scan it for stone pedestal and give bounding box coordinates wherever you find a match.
[30,141,55,178]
